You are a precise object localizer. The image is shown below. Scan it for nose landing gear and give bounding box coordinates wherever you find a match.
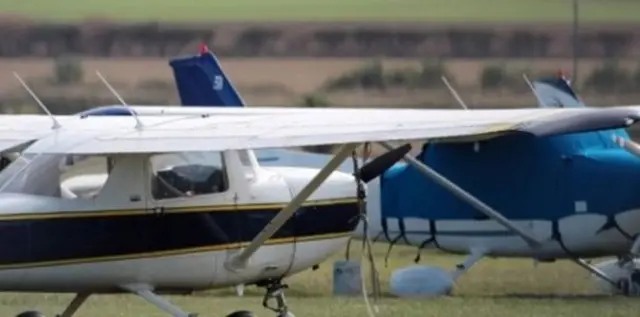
[225,279,294,317]
[260,279,294,317]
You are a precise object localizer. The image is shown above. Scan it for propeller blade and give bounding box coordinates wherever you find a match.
[358,143,412,183]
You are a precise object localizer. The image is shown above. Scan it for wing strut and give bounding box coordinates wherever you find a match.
[378,141,542,247]
[225,143,359,271]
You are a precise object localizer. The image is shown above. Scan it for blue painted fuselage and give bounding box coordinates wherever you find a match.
[368,127,640,259]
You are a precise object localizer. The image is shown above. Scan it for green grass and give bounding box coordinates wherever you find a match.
[2,244,639,317]
[2,0,640,22]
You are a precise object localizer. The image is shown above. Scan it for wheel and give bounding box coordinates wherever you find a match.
[617,279,631,296]
[16,311,46,317]
[226,310,257,317]
[277,311,295,317]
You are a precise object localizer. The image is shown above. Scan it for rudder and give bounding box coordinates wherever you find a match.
[532,71,631,141]
[532,72,584,108]
[169,43,244,107]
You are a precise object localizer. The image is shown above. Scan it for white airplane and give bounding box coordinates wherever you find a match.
[0,109,392,317]
[1,101,640,317]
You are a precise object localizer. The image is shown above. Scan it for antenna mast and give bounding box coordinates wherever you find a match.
[95,71,144,130]
[12,72,61,129]
[441,76,469,110]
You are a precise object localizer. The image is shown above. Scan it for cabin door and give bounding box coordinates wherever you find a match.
[144,151,236,289]
[220,150,296,286]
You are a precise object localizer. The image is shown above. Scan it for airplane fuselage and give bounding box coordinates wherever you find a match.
[358,130,640,261]
[0,150,360,293]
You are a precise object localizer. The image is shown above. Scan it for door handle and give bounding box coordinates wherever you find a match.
[149,206,165,215]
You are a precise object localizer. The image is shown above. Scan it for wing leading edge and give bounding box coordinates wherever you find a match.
[21,106,640,155]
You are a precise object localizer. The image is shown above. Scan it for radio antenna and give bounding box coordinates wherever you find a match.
[95,71,143,130]
[13,72,61,129]
[441,76,468,110]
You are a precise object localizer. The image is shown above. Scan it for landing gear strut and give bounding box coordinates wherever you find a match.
[258,279,294,317]
[615,255,640,296]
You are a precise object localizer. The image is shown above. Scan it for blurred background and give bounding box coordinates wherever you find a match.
[0,0,638,132]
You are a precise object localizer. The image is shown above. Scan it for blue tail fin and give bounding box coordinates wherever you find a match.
[532,72,585,108]
[532,71,631,142]
[169,44,244,107]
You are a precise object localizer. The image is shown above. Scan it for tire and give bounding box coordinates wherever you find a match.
[16,311,46,317]
[226,310,257,317]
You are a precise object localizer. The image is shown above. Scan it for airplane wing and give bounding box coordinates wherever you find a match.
[23,106,640,155]
[0,115,80,153]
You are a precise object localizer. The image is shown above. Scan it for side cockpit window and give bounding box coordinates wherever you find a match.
[59,155,112,199]
[149,152,229,200]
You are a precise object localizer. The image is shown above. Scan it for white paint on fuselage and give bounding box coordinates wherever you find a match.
[0,236,348,292]
[0,148,359,294]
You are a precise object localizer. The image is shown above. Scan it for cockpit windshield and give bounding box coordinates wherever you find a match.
[0,153,60,197]
[0,153,111,199]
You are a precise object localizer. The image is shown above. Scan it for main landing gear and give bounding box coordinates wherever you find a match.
[14,280,295,317]
[587,236,640,296]
[611,254,640,296]
[615,256,639,295]
[14,292,90,317]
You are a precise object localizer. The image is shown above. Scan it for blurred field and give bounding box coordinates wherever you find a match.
[2,0,640,22]
[1,244,637,317]
[1,57,638,108]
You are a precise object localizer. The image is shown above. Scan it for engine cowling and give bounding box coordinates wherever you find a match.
[591,258,640,295]
[389,265,454,297]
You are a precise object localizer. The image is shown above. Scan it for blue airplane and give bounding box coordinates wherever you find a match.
[363,74,640,297]
[83,46,640,297]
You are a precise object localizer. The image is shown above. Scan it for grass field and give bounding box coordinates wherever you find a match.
[1,244,637,317]
[2,0,640,22]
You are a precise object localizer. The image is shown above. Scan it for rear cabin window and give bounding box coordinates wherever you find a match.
[149,152,229,200]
